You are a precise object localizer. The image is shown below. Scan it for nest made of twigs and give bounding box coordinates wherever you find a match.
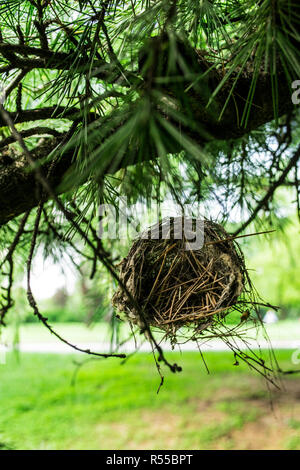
[112,217,249,343]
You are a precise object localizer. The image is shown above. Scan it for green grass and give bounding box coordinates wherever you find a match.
[0,350,299,450]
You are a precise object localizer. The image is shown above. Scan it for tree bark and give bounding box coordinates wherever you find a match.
[0,43,295,226]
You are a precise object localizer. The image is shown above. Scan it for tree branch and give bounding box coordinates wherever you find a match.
[0,42,140,86]
[0,106,97,126]
[0,127,63,149]
[0,36,297,227]
[234,146,300,235]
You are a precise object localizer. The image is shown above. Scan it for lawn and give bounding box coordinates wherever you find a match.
[0,350,299,450]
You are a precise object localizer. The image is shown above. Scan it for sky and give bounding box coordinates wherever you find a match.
[22,250,77,300]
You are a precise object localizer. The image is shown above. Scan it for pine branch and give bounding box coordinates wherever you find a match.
[0,42,140,86]
[0,106,98,126]
[234,145,300,236]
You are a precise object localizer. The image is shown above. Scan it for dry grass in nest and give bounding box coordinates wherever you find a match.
[112,218,252,343]
[112,218,280,387]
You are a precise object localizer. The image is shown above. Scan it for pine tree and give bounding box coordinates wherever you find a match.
[0,1,299,366]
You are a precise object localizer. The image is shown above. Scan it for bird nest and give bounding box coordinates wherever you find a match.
[112,218,250,344]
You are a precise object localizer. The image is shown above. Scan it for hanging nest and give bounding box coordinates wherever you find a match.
[112,217,252,344]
